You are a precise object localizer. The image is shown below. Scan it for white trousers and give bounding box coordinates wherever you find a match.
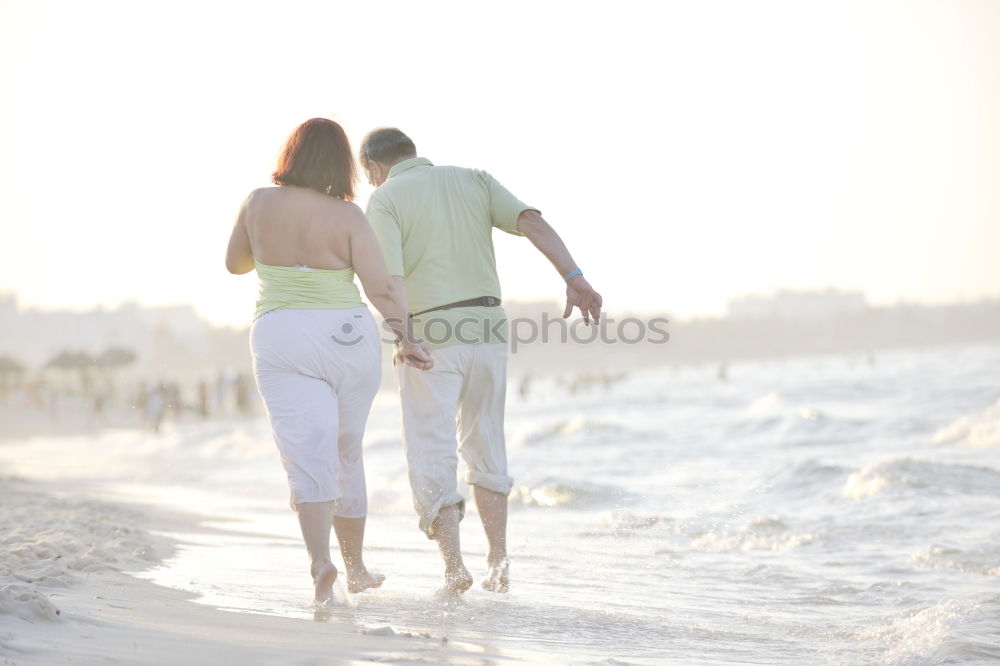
[250,307,381,516]
[395,343,513,538]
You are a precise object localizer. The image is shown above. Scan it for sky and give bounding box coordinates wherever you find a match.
[1,0,998,327]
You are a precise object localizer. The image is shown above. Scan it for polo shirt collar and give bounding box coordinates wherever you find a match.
[388,156,433,179]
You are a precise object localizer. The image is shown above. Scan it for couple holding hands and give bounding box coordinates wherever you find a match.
[226,118,602,602]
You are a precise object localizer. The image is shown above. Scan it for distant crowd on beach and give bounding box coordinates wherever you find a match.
[0,365,637,435]
[0,369,261,434]
[0,355,635,439]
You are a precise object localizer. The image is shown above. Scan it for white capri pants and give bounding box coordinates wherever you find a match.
[250,307,381,516]
[395,343,513,538]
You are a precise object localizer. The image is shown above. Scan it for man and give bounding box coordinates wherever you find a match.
[360,128,602,595]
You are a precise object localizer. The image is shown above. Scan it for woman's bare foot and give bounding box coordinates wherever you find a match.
[346,569,386,594]
[311,561,338,603]
[482,556,510,593]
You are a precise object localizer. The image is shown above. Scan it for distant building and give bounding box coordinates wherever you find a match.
[726,288,868,320]
[0,292,224,374]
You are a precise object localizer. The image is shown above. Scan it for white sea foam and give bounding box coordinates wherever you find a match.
[590,512,679,536]
[859,599,982,666]
[842,457,1000,500]
[933,399,1000,447]
[516,417,636,448]
[746,390,782,414]
[842,464,892,500]
[911,544,1000,577]
[689,516,814,552]
[510,477,632,508]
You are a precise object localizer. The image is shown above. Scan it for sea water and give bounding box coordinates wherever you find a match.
[4,342,1000,665]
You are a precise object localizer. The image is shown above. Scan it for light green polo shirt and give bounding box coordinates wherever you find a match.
[366,157,537,348]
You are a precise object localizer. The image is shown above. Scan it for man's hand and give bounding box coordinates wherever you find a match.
[517,210,601,326]
[395,338,434,370]
[563,276,602,325]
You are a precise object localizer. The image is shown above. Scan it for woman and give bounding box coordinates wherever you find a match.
[225,118,432,603]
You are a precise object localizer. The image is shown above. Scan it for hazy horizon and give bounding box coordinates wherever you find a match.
[5,283,1000,331]
[2,0,999,328]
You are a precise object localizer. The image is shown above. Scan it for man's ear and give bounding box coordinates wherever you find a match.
[364,162,380,187]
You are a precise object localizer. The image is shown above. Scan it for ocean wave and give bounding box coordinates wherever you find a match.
[746,390,782,414]
[776,459,849,484]
[689,516,815,552]
[729,390,860,443]
[911,544,1000,577]
[510,477,634,509]
[516,417,638,448]
[765,459,850,499]
[106,421,273,461]
[842,458,1000,500]
[933,399,1000,447]
[586,512,679,537]
[588,512,816,552]
[725,391,786,436]
[857,599,987,666]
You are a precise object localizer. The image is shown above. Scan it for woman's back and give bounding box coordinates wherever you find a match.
[242,187,367,321]
[243,186,355,270]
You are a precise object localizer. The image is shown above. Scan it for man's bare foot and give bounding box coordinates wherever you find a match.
[311,561,338,603]
[346,569,386,594]
[482,556,510,593]
[438,565,473,597]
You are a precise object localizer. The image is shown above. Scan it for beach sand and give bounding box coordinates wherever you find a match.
[0,476,526,666]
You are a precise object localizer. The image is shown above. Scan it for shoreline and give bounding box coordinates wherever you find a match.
[5,567,484,666]
[0,475,533,666]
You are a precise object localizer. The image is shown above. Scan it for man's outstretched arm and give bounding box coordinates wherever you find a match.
[516,209,602,325]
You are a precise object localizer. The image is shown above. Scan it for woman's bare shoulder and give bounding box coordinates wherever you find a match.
[241,186,281,208]
[338,199,366,217]
[325,198,366,225]
[245,186,364,225]
[247,186,280,198]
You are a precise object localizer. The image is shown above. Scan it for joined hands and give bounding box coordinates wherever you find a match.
[396,338,434,370]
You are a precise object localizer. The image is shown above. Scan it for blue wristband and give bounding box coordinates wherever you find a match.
[563,268,582,282]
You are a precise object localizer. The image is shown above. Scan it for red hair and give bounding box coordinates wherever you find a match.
[272,118,356,200]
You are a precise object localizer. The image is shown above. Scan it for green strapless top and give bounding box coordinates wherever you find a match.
[253,260,363,321]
